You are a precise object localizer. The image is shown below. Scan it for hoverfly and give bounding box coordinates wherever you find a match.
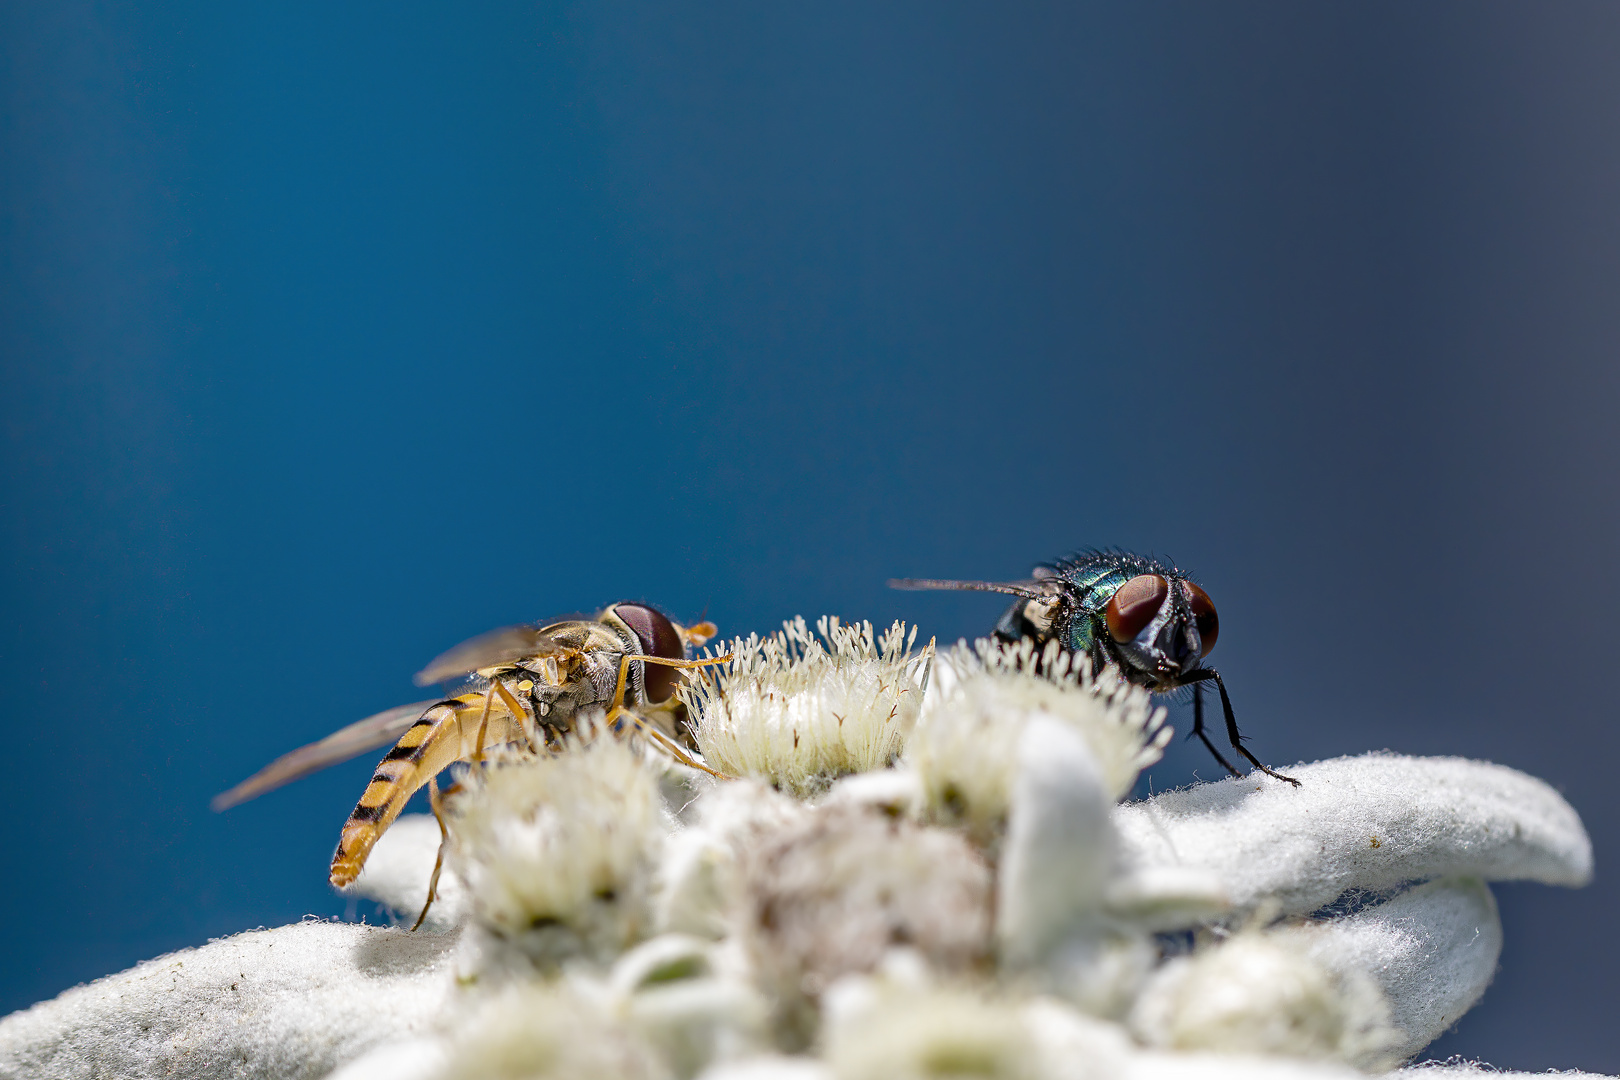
[892,550,1298,786]
[214,602,731,919]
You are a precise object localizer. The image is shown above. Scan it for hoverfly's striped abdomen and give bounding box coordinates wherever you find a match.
[329,694,519,887]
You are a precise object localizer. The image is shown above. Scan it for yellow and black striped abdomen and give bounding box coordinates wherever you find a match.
[329,693,519,887]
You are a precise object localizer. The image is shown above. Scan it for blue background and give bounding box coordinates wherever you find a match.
[4,2,1618,1070]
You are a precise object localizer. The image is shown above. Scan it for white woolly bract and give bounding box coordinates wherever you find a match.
[823,983,1131,1080]
[427,984,666,1080]
[1129,931,1400,1072]
[681,618,934,797]
[908,639,1168,840]
[448,730,669,960]
[826,988,1040,1080]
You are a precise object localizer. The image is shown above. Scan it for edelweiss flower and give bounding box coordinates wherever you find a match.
[0,617,1597,1080]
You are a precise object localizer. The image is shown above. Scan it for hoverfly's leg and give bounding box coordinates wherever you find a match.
[490,679,541,754]
[1188,679,1241,778]
[410,776,450,932]
[605,652,735,716]
[1206,670,1300,787]
[603,651,736,779]
[615,706,734,779]
[471,686,496,762]
[512,680,545,754]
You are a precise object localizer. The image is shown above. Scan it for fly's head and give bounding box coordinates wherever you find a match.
[597,601,690,703]
[1098,573,1219,690]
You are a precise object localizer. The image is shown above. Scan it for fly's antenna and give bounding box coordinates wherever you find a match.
[888,578,1051,602]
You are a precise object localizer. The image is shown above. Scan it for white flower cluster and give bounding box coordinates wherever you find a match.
[446,728,670,969]
[681,617,933,796]
[0,621,1597,1080]
[908,639,1171,843]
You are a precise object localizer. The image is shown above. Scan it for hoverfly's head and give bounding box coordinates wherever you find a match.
[600,601,689,702]
[1103,574,1219,686]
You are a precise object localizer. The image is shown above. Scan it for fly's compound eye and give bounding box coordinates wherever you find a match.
[1104,574,1169,643]
[1182,581,1219,657]
[610,602,686,702]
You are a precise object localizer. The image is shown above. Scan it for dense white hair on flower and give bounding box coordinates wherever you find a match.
[738,802,993,1048]
[605,934,772,1077]
[1112,754,1592,919]
[821,975,1132,1080]
[825,986,1038,1080]
[680,617,934,797]
[1280,878,1503,1062]
[656,779,809,940]
[907,639,1169,842]
[448,726,671,966]
[424,983,665,1080]
[1129,929,1401,1072]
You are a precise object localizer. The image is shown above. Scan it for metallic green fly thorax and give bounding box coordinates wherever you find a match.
[1040,551,1176,660]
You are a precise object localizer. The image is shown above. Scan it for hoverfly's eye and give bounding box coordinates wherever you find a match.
[1104,574,1169,643]
[610,602,685,701]
[1182,581,1219,657]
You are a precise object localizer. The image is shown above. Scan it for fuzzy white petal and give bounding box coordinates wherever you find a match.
[1114,754,1591,917]
[1129,933,1400,1069]
[998,716,1115,965]
[0,922,453,1080]
[696,1056,833,1080]
[1281,878,1503,1061]
[325,1038,452,1080]
[1123,1051,1366,1080]
[1397,1067,1615,1080]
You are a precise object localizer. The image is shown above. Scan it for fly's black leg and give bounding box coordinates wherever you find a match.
[1189,679,1242,778]
[1206,669,1300,786]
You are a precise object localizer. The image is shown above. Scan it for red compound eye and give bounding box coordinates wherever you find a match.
[610,602,685,702]
[1104,574,1169,643]
[1182,581,1219,657]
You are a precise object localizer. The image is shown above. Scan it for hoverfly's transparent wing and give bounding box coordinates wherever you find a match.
[888,577,1055,601]
[211,699,442,811]
[413,624,572,686]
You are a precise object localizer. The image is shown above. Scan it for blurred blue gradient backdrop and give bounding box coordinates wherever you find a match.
[5,2,1618,1069]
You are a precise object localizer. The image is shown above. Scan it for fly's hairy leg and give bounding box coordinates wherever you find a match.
[1209,669,1300,786]
[411,776,449,932]
[605,651,735,778]
[1188,680,1242,779]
